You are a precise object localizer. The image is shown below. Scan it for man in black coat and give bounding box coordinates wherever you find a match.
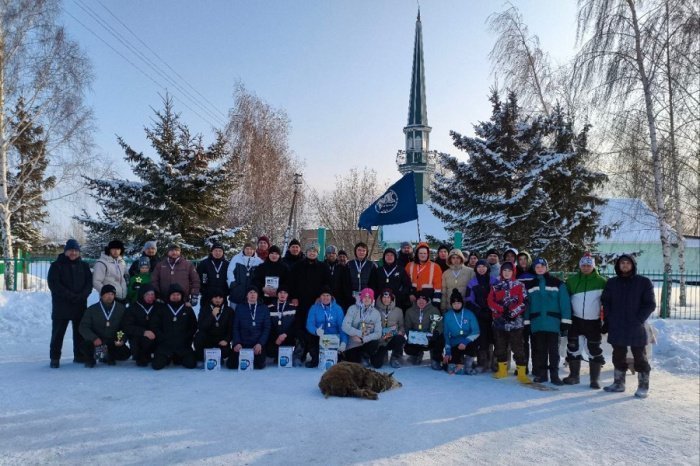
[601,254,656,398]
[254,245,289,306]
[282,239,305,270]
[348,241,376,303]
[290,244,331,362]
[196,242,230,308]
[47,239,93,368]
[151,284,198,370]
[193,288,234,363]
[370,248,412,311]
[323,245,353,311]
[124,284,158,366]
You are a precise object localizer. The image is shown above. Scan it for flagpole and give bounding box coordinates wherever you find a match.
[368,227,379,262]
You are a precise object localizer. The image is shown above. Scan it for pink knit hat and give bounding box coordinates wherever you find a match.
[359,288,375,301]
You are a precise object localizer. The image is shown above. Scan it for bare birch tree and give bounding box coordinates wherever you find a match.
[0,0,93,288]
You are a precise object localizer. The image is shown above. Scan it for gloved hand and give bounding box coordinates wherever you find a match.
[600,319,608,335]
[560,322,571,336]
[338,342,346,352]
[190,295,199,307]
[316,327,324,337]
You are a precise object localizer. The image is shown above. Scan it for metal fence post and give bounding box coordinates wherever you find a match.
[660,271,669,318]
[317,227,326,261]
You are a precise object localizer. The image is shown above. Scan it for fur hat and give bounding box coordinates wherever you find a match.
[105,240,125,255]
[448,249,465,262]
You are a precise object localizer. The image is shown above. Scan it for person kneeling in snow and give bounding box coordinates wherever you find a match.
[487,262,530,383]
[123,284,158,366]
[79,285,131,367]
[342,288,382,367]
[266,286,297,361]
[305,287,347,368]
[443,289,479,375]
[404,289,444,370]
[151,284,198,370]
[194,288,234,363]
[373,289,406,369]
[228,286,270,370]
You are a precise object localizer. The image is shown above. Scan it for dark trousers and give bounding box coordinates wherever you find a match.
[344,340,380,365]
[193,333,232,361]
[476,316,494,352]
[404,333,445,363]
[152,350,196,370]
[305,333,321,364]
[50,318,84,361]
[373,334,406,367]
[612,345,651,373]
[226,348,266,369]
[522,326,531,367]
[82,340,131,362]
[567,317,605,364]
[448,341,478,365]
[129,335,157,363]
[495,328,526,365]
[532,331,560,377]
[265,334,296,359]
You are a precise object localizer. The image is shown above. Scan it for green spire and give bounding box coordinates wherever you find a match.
[407,10,427,127]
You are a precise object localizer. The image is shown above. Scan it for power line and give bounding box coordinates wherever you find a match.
[95,0,228,121]
[69,0,224,128]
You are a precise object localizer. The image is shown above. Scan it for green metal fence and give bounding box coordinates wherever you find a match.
[2,257,699,319]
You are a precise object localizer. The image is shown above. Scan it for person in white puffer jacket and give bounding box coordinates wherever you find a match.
[93,240,129,303]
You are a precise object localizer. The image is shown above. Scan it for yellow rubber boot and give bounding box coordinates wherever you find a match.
[493,362,508,379]
[517,365,532,384]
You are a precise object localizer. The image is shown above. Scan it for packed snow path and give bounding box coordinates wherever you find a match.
[1,292,698,465]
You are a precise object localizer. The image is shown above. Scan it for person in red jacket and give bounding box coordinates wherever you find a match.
[487,262,530,383]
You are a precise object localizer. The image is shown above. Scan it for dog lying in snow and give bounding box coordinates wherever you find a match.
[318,362,402,400]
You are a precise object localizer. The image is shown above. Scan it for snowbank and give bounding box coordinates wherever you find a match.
[651,319,700,376]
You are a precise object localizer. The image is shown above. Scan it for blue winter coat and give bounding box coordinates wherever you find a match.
[443,309,480,356]
[601,255,656,347]
[524,273,572,334]
[232,302,271,347]
[306,300,348,345]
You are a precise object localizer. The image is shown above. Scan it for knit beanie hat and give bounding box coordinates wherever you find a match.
[579,252,595,268]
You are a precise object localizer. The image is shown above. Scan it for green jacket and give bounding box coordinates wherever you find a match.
[127,273,152,303]
[79,300,127,342]
[566,269,607,320]
[524,274,572,334]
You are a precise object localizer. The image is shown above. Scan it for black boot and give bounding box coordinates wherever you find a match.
[589,361,603,389]
[563,359,581,385]
[604,369,626,392]
[550,367,564,386]
[634,372,650,398]
[50,359,60,369]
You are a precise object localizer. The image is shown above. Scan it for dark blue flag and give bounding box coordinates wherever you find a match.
[358,172,418,230]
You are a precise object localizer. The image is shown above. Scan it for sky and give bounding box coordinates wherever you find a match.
[55,0,580,226]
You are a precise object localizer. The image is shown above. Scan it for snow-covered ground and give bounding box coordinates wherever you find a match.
[1,291,698,465]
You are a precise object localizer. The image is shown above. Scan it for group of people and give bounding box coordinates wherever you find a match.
[47,236,657,398]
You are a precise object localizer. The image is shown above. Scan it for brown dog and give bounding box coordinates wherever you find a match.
[318,362,402,400]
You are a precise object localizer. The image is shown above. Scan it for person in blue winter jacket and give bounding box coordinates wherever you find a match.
[442,289,480,375]
[227,286,270,370]
[305,287,347,368]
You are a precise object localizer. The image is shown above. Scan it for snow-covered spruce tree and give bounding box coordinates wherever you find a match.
[529,105,607,269]
[431,90,547,253]
[6,98,56,253]
[79,95,245,257]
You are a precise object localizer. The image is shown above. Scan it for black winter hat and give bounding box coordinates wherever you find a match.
[380,288,395,300]
[289,239,301,247]
[450,288,464,305]
[210,242,224,252]
[337,249,348,257]
[105,240,125,255]
[246,285,260,295]
[501,261,515,271]
[208,287,226,299]
[137,284,156,302]
[276,284,290,294]
[64,239,81,252]
[167,283,185,298]
[486,248,500,257]
[383,248,397,261]
[319,286,333,297]
[414,288,433,301]
[100,284,117,296]
[268,245,281,255]
[438,244,450,253]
